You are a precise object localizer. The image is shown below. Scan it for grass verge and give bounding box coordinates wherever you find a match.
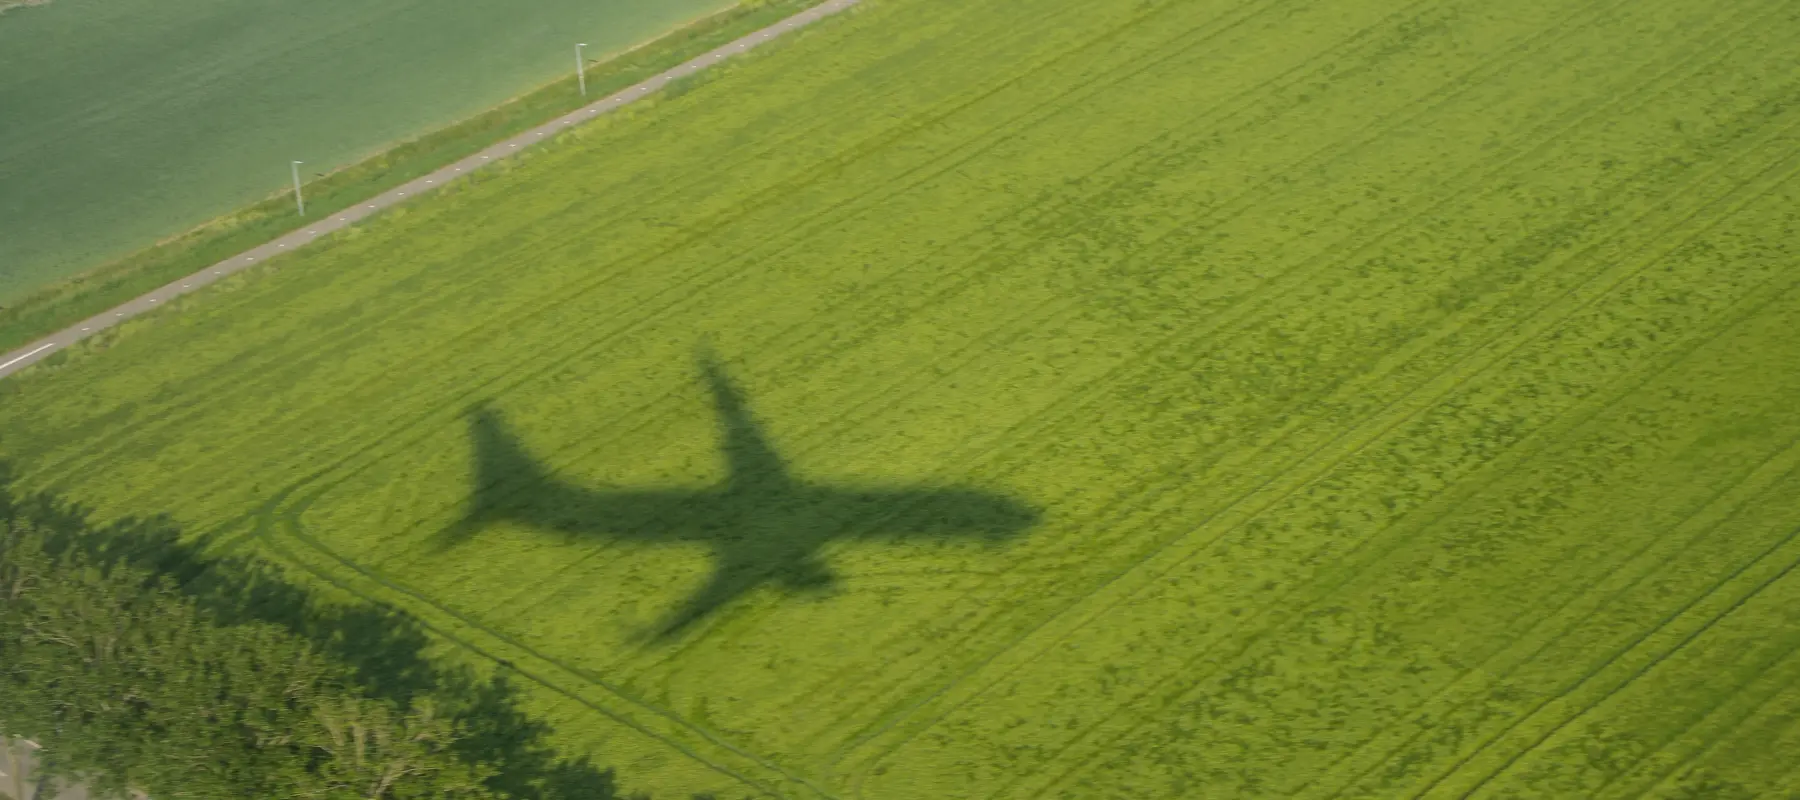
[0,0,822,356]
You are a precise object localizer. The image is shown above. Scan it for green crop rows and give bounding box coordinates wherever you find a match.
[3,0,1799,796]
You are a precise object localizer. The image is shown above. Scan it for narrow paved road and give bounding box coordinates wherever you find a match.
[0,0,860,382]
[2,738,148,800]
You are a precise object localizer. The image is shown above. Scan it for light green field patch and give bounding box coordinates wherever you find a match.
[3,0,1799,797]
[0,0,49,16]
[0,0,735,304]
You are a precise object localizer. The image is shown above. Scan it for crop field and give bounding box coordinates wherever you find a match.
[0,0,732,304]
[3,0,1800,796]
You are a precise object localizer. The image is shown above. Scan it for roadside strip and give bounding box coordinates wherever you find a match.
[0,0,861,382]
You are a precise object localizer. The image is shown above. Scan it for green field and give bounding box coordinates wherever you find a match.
[0,0,733,305]
[4,0,1800,797]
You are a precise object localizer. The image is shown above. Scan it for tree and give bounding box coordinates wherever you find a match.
[0,462,628,800]
[0,516,493,799]
[310,697,492,799]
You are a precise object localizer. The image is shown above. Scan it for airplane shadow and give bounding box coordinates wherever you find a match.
[433,343,1040,643]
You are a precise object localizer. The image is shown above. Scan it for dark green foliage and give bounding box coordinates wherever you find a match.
[0,469,626,799]
[0,523,488,798]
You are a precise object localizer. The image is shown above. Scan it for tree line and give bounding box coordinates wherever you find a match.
[0,464,733,800]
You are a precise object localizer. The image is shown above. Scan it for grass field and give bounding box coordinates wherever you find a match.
[3,0,1800,797]
[0,0,736,305]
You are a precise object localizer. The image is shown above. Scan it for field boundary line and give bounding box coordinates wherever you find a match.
[0,0,864,382]
[254,516,831,799]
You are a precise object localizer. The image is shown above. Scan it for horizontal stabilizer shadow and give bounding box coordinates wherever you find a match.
[440,342,1040,642]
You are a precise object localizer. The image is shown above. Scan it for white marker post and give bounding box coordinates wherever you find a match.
[291,160,305,216]
[576,43,588,96]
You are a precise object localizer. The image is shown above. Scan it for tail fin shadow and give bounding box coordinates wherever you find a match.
[430,402,543,552]
[694,342,790,492]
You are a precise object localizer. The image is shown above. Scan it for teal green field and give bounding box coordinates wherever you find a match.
[4,0,1800,797]
[0,0,733,305]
